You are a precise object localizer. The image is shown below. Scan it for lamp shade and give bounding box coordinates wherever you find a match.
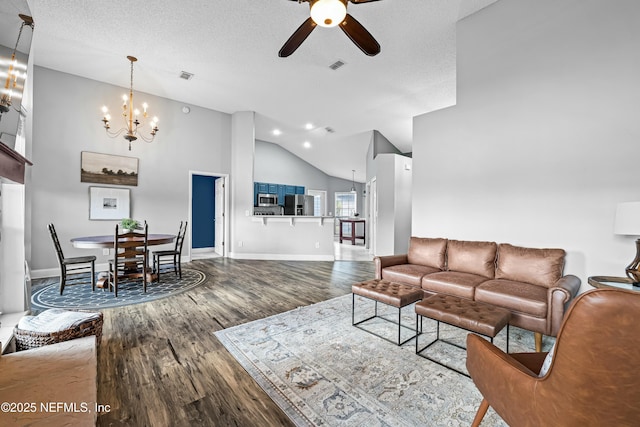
[613,202,640,235]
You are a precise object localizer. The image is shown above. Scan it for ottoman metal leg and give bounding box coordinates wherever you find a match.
[352,293,418,346]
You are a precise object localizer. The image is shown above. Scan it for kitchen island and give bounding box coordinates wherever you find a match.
[251,215,333,226]
[230,216,336,261]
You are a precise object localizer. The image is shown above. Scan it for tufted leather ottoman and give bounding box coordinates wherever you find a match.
[415,294,511,377]
[352,279,423,345]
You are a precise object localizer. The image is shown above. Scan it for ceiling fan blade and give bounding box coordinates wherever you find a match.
[279,17,317,57]
[339,13,380,56]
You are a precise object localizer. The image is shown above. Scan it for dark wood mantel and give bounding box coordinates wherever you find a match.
[0,143,32,184]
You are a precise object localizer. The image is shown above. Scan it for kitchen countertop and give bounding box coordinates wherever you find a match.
[251,215,335,226]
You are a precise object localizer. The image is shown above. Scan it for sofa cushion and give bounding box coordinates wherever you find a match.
[407,237,447,270]
[475,279,548,318]
[382,264,441,287]
[447,240,497,278]
[421,271,488,300]
[495,243,565,288]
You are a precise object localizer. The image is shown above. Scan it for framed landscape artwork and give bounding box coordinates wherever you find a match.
[81,151,139,186]
[89,186,130,220]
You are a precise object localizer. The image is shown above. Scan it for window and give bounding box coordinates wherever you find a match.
[335,192,357,235]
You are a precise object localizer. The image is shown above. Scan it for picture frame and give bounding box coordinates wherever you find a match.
[81,151,139,186]
[89,186,130,220]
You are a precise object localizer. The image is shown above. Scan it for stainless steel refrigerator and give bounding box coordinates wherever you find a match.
[284,194,315,216]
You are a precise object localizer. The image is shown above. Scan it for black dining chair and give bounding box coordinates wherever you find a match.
[47,223,96,295]
[153,221,187,282]
[108,221,149,297]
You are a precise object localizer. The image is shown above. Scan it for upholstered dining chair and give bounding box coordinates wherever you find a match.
[466,288,640,427]
[47,223,96,295]
[152,221,187,282]
[108,222,149,297]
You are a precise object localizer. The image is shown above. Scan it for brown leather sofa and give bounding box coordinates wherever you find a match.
[375,237,581,351]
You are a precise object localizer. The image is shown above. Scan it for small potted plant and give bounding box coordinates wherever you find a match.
[120,218,140,232]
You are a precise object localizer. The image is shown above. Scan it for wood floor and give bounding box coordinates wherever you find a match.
[96,258,375,426]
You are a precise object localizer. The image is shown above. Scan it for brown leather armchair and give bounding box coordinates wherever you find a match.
[466,288,640,427]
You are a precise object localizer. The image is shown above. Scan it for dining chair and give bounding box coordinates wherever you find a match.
[152,221,187,282]
[108,221,149,297]
[47,223,96,295]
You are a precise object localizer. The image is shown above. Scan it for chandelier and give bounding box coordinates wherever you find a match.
[101,56,159,150]
[0,14,33,122]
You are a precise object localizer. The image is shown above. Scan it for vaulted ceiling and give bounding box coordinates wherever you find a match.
[17,0,496,182]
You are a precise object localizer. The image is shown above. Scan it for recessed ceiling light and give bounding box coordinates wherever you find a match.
[305,123,314,130]
[273,129,282,136]
[303,141,311,148]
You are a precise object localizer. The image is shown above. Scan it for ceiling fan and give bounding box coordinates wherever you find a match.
[279,0,381,57]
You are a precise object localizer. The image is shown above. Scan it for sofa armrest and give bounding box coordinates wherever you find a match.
[466,334,543,426]
[373,254,408,279]
[548,274,581,336]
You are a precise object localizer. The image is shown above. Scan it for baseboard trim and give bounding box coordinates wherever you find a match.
[229,252,335,261]
[31,263,110,279]
[31,256,189,279]
[191,247,215,254]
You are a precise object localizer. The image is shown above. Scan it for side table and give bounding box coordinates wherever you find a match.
[339,219,365,245]
[588,276,640,291]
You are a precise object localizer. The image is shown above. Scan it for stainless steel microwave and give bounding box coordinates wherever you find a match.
[257,193,278,206]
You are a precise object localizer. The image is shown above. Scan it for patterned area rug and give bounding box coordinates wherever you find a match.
[31,268,206,310]
[216,294,548,427]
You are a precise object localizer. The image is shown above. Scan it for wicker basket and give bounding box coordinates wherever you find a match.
[13,310,103,351]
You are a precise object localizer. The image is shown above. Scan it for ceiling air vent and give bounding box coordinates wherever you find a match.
[329,60,345,71]
[179,71,194,80]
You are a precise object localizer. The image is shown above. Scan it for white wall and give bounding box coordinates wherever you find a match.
[373,153,412,256]
[412,0,640,291]
[30,67,232,274]
[394,155,412,253]
[230,114,334,260]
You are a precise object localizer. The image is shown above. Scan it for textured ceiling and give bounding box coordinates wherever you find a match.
[22,0,496,182]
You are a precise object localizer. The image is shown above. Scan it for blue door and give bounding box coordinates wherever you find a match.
[192,175,216,249]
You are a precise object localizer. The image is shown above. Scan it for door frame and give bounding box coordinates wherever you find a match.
[188,170,229,260]
[368,177,377,256]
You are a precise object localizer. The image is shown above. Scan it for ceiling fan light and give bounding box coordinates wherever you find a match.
[310,0,347,28]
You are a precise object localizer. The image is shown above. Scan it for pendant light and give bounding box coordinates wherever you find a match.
[350,169,357,193]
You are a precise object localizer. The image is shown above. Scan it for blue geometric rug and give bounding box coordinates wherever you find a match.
[31,268,206,310]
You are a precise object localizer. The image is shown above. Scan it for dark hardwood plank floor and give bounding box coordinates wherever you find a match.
[96,258,375,426]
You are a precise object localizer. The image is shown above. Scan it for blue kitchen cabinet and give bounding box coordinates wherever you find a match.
[285,185,296,195]
[268,183,278,194]
[295,186,305,195]
[257,182,269,193]
[277,185,286,206]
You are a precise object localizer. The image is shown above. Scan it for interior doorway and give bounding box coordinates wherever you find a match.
[189,171,228,260]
